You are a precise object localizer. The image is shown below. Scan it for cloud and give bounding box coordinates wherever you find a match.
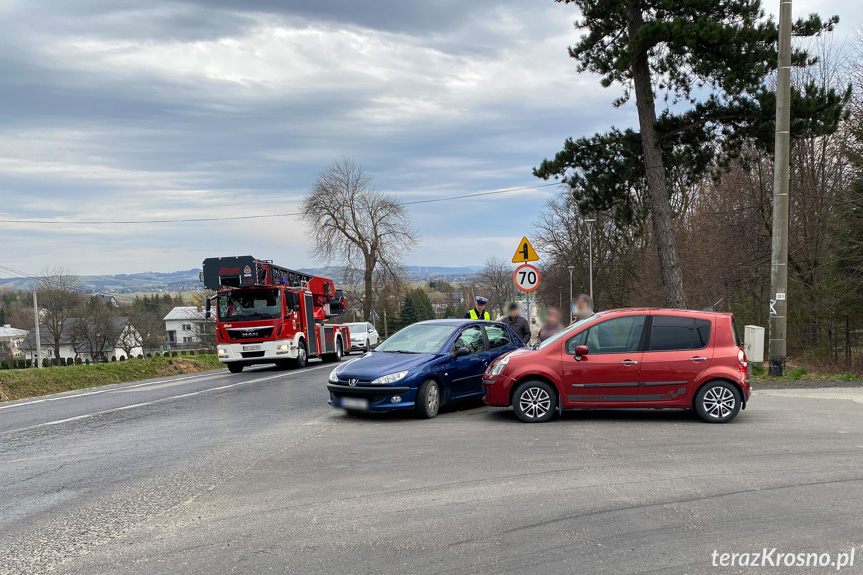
[0,0,858,276]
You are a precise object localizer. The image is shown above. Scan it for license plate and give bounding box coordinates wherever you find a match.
[341,397,369,411]
[242,345,262,351]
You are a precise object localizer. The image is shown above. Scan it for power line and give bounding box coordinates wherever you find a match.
[0,264,93,294]
[0,264,40,281]
[0,182,560,225]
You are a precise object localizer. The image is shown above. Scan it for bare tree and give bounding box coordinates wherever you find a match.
[302,158,418,320]
[116,321,143,359]
[70,298,122,363]
[533,193,645,310]
[8,297,35,332]
[478,258,514,317]
[33,268,83,365]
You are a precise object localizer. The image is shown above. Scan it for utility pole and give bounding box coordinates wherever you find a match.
[769,0,792,377]
[585,218,596,303]
[567,266,575,316]
[32,291,42,368]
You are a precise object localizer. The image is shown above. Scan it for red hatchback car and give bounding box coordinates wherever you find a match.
[482,309,750,423]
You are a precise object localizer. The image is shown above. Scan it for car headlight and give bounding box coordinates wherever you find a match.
[371,370,409,385]
[328,369,339,383]
[218,348,228,357]
[487,356,510,377]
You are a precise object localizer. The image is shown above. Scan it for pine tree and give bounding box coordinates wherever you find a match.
[398,294,419,329]
[536,0,848,307]
[410,288,436,322]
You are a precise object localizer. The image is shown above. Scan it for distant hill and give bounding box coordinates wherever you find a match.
[0,265,483,293]
[0,269,203,293]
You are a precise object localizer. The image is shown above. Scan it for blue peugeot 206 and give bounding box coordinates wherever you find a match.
[327,319,525,418]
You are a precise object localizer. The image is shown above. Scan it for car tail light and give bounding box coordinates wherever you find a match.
[737,349,748,372]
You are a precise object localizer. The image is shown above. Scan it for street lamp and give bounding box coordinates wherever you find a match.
[584,218,596,302]
[567,266,575,316]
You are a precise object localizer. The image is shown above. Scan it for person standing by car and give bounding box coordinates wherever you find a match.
[573,293,594,322]
[538,307,564,343]
[529,316,540,346]
[500,303,531,344]
[465,296,490,320]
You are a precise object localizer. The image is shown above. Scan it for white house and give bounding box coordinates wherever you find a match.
[0,324,28,363]
[164,307,212,348]
[20,317,143,364]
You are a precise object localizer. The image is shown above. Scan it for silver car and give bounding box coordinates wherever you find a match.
[347,322,380,352]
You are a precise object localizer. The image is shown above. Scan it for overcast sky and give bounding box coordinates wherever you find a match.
[0,0,860,276]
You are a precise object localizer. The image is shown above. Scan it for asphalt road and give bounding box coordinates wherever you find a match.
[1,361,861,575]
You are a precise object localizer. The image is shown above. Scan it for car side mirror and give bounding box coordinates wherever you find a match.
[293,304,300,312]
[204,298,211,319]
[454,347,471,358]
[575,345,589,360]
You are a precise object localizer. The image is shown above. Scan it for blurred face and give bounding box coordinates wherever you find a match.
[476,302,486,312]
[576,300,587,311]
[547,309,561,323]
[508,307,518,317]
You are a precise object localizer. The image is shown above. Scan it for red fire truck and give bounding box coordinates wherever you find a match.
[201,256,351,373]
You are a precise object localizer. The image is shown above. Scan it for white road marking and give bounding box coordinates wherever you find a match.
[4,364,333,433]
[0,371,224,411]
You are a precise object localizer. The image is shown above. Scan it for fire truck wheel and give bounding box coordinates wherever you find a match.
[323,338,343,363]
[293,341,308,369]
[227,364,244,374]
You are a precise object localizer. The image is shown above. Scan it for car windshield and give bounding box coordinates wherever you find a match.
[219,289,282,322]
[347,323,369,333]
[374,324,457,354]
[536,314,600,350]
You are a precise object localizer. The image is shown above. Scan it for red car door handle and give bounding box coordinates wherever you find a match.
[689,357,707,362]
[620,360,638,365]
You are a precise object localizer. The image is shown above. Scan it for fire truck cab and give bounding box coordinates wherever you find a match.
[202,256,351,373]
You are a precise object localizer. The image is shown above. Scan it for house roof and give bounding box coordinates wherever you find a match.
[0,325,28,339]
[164,306,207,321]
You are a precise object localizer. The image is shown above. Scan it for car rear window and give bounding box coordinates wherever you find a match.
[648,316,711,352]
[730,316,742,347]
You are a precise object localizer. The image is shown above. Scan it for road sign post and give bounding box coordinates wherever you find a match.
[511,237,541,331]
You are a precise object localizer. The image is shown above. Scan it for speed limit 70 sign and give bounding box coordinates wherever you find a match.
[513,264,541,293]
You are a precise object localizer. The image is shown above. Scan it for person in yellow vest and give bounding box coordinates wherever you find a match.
[465,296,490,320]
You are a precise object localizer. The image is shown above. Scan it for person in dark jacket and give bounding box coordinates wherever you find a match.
[500,302,530,344]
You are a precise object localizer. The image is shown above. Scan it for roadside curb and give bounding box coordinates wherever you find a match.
[751,379,863,390]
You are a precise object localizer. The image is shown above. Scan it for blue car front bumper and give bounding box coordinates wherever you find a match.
[327,382,418,411]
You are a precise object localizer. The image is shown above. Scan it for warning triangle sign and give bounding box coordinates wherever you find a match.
[511,237,539,263]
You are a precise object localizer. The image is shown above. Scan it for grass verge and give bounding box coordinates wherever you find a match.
[0,355,224,402]
[749,363,859,383]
